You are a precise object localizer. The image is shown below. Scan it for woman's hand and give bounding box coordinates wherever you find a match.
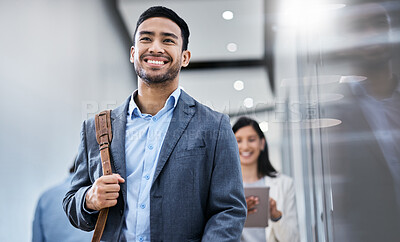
[269,198,282,221]
[246,196,282,220]
[246,196,259,214]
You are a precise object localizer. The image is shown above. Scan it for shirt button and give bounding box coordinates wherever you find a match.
[148,145,153,150]
[140,204,146,209]
[139,236,144,242]
[152,117,157,121]
[145,175,150,180]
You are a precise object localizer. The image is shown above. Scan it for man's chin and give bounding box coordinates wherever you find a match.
[136,69,167,83]
[135,64,180,85]
[141,74,174,85]
[144,78,170,84]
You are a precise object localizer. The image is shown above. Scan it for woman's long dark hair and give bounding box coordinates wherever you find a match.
[232,116,277,178]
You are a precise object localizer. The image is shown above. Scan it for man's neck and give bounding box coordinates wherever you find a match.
[135,80,178,116]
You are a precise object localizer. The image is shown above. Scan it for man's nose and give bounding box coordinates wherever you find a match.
[149,40,165,53]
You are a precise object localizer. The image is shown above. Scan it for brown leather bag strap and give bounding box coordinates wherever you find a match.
[92,110,113,242]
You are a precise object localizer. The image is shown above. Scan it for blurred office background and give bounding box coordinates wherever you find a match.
[1,0,399,241]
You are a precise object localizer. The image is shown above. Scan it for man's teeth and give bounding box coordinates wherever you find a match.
[148,60,164,65]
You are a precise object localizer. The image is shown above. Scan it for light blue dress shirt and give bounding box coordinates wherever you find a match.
[121,87,181,242]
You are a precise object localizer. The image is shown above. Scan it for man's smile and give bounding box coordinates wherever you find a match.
[142,55,171,67]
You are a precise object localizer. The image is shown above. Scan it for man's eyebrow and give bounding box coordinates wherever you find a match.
[138,31,154,36]
[138,31,178,40]
[161,32,179,39]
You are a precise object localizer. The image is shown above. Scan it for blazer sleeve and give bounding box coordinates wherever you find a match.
[202,114,247,242]
[270,176,300,242]
[63,120,98,231]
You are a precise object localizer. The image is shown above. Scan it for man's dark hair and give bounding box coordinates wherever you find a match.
[133,6,190,51]
[232,116,277,178]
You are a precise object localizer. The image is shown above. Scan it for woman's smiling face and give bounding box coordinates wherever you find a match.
[235,125,265,166]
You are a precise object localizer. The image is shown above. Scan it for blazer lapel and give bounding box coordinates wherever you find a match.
[152,91,196,184]
[110,96,130,203]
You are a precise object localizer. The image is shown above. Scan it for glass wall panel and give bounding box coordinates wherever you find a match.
[275,1,400,241]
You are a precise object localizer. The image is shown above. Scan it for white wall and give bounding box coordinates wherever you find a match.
[0,1,135,241]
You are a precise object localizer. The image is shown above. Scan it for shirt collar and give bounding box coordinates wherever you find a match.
[128,87,181,119]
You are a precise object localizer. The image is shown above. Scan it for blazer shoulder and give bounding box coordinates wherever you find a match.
[110,96,131,120]
[197,101,225,117]
[181,90,222,115]
[82,95,130,134]
[180,90,228,126]
[82,116,96,135]
[195,102,230,132]
[192,98,227,122]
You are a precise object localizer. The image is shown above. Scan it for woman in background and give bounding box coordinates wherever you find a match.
[233,117,300,242]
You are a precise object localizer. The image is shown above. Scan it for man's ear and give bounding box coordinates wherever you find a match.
[130,46,135,63]
[181,50,191,67]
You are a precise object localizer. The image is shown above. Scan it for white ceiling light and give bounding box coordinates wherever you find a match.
[279,2,346,32]
[243,98,254,108]
[339,75,367,83]
[233,80,244,91]
[300,118,342,129]
[226,43,238,52]
[222,10,234,20]
[259,121,269,132]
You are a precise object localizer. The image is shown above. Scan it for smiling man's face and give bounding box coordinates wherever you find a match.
[130,17,190,85]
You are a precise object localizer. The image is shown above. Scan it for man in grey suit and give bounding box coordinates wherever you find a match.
[63,6,247,242]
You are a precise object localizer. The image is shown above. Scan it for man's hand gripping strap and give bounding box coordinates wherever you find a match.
[92,110,113,242]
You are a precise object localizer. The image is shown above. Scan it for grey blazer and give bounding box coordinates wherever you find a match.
[63,91,247,241]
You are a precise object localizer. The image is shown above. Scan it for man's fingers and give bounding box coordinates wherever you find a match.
[97,190,120,199]
[115,174,125,183]
[95,183,121,195]
[85,174,124,211]
[104,191,120,200]
[90,191,119,209]
[85,174,124,210]
[97,198,118,209]
[105,199,118,207]
[104,184,121,192]
[100,174,125,184]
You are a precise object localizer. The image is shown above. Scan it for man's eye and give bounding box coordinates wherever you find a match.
[164,39,175,43]
[140,37,151,41]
